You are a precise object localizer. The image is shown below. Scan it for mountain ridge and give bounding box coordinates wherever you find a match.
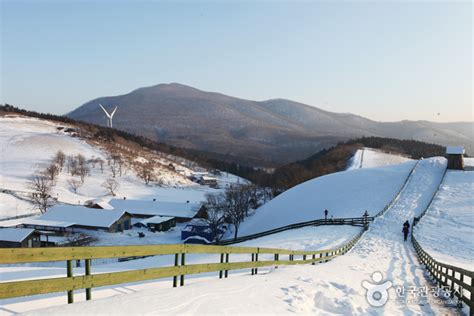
[68,83,473,166]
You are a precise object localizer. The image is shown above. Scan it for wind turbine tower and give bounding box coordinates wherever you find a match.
[99,104,117,128]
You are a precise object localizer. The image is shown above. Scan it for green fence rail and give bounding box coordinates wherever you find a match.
[0,229,365,304]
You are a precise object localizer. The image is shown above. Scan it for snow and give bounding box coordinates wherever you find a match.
[0,228,35,242]
[38,205,129,229]
[446,146,465,155]
[414,170,474,270]
[239,161,416,236]
[0,225,359,314]
[108,199,199,218]
[20,158,456,315]
[347,148,412,170]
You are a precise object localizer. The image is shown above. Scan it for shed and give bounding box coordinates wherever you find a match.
[0,228,40,248]
[134,216,176,232]
[446,146,465,170]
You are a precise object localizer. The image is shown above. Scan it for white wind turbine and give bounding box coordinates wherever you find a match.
[99,104,118,128]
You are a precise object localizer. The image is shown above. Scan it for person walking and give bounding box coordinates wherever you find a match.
[402,220,410,241]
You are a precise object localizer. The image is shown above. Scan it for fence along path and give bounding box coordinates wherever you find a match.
[411,168,474,314]
[0,229,365,304]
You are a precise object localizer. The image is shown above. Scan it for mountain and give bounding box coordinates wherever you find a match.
[68,83,473,166]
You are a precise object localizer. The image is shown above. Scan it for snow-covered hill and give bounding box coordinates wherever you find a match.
[346,147,412,170]
[238,160,416,236]
[0,115,238,218]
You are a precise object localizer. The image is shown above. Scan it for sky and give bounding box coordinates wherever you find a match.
[0,1,472,122]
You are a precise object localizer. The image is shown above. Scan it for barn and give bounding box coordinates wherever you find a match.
[0,228,40,248]
[446,146,465,170]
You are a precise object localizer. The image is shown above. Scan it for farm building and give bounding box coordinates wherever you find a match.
[133,215,176,232]
[446,146,465,170]
[199,176,218,188]
[84,198,114,210]
[0,228,41,248]
[108,199,202,223]
[39,205,132,232]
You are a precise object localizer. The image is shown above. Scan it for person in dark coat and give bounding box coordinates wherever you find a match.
[402,220,410,241]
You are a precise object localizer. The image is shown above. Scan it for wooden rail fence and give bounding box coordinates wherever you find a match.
[0,229,365,304]
[411,164,474,315]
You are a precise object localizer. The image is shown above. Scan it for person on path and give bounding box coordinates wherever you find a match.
[402,220,410,241]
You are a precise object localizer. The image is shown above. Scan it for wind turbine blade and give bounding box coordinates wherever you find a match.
[99,103,111,118]
[110,106,118,117]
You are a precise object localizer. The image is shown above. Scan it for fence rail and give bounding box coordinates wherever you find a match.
[217,217,372,245]
[411,165,474,314]
[0,229,365,303]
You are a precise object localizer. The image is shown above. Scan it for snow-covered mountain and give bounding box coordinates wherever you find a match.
[67,83,474,166]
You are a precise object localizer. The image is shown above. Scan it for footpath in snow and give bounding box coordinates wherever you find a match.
[414,170,474,270]
[22,157,462,315]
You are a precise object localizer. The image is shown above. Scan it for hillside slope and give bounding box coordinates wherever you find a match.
[68,83,473,166]
[0,115,236,218]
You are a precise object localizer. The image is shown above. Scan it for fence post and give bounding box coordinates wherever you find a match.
[254,253,258,275]
[180,252,186,286]
[219,253,224,279]
[67,260,74,304]
[312,254,316,265]
[225,253,229,278]
[173,253,179,287]
[251,253,255,275]
[274,253,279,268]
[303,254,306,261]
[85,259,91,300]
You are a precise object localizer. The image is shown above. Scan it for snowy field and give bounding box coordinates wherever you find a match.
[0,225,360,315]
[239,161,416,236]
[347,148,412,170]
[0,116,241,219]
[18,157,461,315]
[414,170,474,270]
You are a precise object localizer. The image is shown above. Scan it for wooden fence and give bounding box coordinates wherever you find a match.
[0,229,365,304]
[412,236,474,313]
[411,164,474,314]
[217,216,372,245]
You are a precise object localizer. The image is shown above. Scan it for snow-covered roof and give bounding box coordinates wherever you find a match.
[446,146,465,155]
[108,199,200,218]
[85,198,114,210]
[139,215,175,226]
[0,228,35,242]
[39,205,129,228]
[201,176,217,181]
[21,219,75,228]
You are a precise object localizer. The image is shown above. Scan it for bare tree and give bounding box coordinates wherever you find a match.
[66,156,77,175]
[54,150,66,171]
[102,178,119,196]
[97,158,104,173]
[76,154,89,183]
[44,163,59,182]
[68,178,82,193]
[29,175,56,213]
[223,185,249,240]
[202,193,226,242]
[138,162,155,185]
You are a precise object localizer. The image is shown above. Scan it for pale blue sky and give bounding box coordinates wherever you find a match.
[1,1,472,122]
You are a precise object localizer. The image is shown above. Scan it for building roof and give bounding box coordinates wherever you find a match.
[138,215,175,226]
[108,199,200,218]
[39,205,129,228]
[0,228,36,242]
[446,146,465,155]
[21,219,76,228]
[85,198,114,210]
[201,176,217,181]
